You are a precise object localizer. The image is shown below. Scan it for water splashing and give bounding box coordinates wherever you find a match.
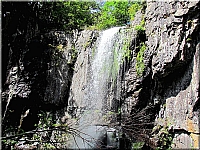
[70,26,128,149]
[87,27,122,114]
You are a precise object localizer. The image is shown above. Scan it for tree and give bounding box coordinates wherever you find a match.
[97,1,129,29]
[96,0,142,30]
[38,1,99,32]
[128,2,142,21]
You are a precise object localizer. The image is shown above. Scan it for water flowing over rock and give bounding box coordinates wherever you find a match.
[67,27,131,149]
[2,1,200,149]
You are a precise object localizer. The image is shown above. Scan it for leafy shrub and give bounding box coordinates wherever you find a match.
[135,25,145,33]
[39,1,98,32]
[132,142,145,149]
[136,42,146,76]
[134,17,145,34]
[128,2,142,21]
[96,1,142,30]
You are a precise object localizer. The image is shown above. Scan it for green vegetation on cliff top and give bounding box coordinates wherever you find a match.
[94,0,143,30]
[38,0,144,31]
[3,0,144,33]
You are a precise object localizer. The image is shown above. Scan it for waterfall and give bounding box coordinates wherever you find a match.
[86,27,122,117]
[69,26,127,149]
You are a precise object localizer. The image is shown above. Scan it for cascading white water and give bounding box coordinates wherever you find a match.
[71,27,127,149]
[87,27,122,113]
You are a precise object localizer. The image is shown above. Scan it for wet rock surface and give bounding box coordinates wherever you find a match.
[144,1,200,148]
[112,1,200,148]
[2,1,200,149]
[67,30,99,117]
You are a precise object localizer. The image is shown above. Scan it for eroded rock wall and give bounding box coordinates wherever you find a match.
[2,27,76,138]
[146,1,199,148]
[2,1,199,149]
[115,1,200,149]
[67,30,99,118]
[43,31,75,108]
[122,1,200,148]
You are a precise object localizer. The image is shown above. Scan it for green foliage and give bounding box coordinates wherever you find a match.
[102,110,119,123]
[157,127,173,150]
[83,38,93,49]
[49,42,77,66]
[96,1,142,30]
[134,24,145,32]
[108,29,133,82]
[3,1,144,33]
[134,15,146,77]
[2,139,18,149]
[118,107,121,115]
[140,17,145,27]
[33,111,70,149]
[37,111,53,128]
[128,2,142,21]
[38,0,144,31]
[186,37,192,42]
[2,110,75,149]
[96,1,124,29]
[132,141,145,149]
[122,32,132,61]
[136,42,146,76]
[112,47,121,80]
[152,118,174,150]
[39,1,98,32]
[134,16,145,34]
[71,46,78,59]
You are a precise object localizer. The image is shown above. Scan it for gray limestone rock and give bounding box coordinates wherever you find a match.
[143,1,200,148]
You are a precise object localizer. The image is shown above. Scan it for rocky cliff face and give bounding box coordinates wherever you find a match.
[146,1,200,149]
[67,30,99,118]
[2,30,74,128]
[121,1,200,148]
[2,1,199,149]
